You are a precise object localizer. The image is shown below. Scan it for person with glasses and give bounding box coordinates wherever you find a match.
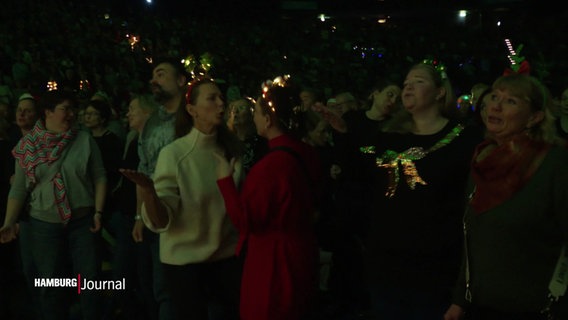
[226,98,268,174]
[0,89,107,320]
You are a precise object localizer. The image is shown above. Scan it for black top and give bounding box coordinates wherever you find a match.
[93,130,124,210]
[112,135,139,215]
[364,120,484,289]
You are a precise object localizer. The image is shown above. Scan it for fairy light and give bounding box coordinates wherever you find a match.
[47,80,58,91]
[261,75,291,113]
[505,39,516,65]
[79,79,90,91]
[127,34,140,51]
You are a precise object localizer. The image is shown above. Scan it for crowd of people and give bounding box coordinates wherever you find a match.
[1,1,568,320]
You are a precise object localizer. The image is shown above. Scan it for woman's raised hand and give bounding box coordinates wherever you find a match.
[312,102,347,133]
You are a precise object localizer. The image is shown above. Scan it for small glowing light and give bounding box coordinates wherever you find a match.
[497,21,501,26]
[127,34,140,51]
[283,55,287,59]
[79,80,90,91]
[459,10,467,18]
[146,0,152,3]
[504,38,519,65]
[318,14,326,22]
[104,13,110,20]
[47,81,58,91]
[377,19,387,24]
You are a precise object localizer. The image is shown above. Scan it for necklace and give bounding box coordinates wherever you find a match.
[361,123,464,197]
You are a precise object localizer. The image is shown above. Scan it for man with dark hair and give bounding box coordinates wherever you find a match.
[132,56,187,320]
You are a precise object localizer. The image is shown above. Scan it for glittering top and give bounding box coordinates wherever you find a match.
[361,123,464,197]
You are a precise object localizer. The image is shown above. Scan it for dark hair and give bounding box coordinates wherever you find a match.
[38,90,77,121]
[258,84,304,139]
[86,99,112,126]
[175,78,243,159]
[152,56,189,80]
[363,77,400,110]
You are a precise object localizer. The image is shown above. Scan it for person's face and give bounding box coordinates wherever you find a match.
[231,100,253,127]
[307,120,330,147]
[15,99,37,130]
[483,88,543,144]
[300,91,316,109]
[45,100,75,132]
[335,97,355,115]
[372,85,401,115]
[83,105,104,129]
[187,83,225,133]
[402,69,441,114]
[560,88,568,115]
[127,98,151,132]
[150,63,184,103]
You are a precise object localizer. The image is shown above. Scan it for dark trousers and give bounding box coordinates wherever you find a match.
[162,256,242,320]
[369,284,450,320]
[466,305,548,320]
[29,216,100,320]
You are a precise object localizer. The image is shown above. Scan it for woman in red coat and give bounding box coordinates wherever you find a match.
[215,76,322,320]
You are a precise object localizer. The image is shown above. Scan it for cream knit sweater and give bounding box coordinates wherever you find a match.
[142,128,242,265]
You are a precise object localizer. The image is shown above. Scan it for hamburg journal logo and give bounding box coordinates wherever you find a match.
[34,275,125,294]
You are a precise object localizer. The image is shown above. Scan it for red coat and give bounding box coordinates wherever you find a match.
[217,134,321,320]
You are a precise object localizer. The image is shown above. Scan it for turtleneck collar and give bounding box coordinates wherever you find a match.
[187,127,217,149]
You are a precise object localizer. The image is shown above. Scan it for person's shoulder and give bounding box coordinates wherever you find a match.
[75,129,93,141]
[141,112,162,131]
[159,133,195,157]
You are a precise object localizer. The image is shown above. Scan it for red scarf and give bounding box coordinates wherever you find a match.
[470,134,550,214]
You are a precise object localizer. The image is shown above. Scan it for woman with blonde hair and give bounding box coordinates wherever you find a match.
[361,61,483,319]
[445,74,568,320]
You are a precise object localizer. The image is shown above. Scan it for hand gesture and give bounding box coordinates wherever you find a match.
[213,152,235,179]
[443,304,465,320]
[0,223,19,243]
[90,213,101,233]
[312,102,347,133]
[132,220,145,243]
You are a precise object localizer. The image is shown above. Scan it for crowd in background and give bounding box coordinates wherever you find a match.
[1,1,568,320]
[1,0,568,113]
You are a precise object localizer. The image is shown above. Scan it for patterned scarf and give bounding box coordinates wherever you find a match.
[12,120,78,223]
[470,134,550,214]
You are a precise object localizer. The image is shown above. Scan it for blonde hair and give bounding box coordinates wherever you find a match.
[383,63,456,134]
[491,74,563,145]
[132,93,159,115]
